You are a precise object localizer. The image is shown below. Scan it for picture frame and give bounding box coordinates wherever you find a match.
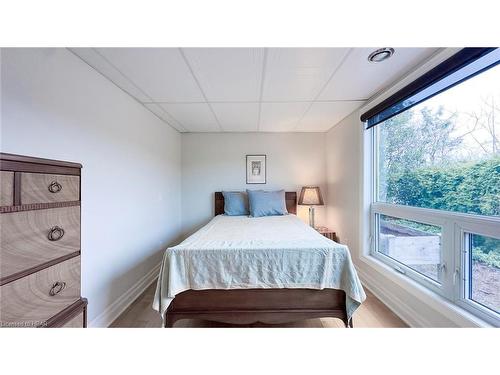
[246,154,266,184]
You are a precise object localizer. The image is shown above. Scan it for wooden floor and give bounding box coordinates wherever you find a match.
[111,282,407,328]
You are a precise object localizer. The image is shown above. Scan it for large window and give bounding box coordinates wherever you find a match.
[366,48,500,326]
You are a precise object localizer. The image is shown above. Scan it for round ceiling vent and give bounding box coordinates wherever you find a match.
[368,48,395,63]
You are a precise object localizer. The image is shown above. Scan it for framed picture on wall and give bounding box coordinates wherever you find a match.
[246,155,266,184]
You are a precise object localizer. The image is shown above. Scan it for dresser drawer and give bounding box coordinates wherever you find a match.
[0,256,81,327]
[0,205,80,281]
[21,173,79,204]
[0,171,14,206]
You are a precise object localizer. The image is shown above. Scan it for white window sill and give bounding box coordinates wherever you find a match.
[356,253,493,328]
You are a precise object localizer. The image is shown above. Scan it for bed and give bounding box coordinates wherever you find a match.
[153,192,365,327]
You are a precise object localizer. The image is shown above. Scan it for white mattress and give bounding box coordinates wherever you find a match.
[153,214,366,321]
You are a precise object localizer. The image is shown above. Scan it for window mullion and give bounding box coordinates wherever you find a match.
[440,220,456,301]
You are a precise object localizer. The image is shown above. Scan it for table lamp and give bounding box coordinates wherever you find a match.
[298,186,324,228]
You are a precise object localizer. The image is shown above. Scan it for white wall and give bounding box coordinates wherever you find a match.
[1,48,182,326]
[325,111,361,255]
[181,132,327,236]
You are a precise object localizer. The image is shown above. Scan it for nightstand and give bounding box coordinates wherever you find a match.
[316,227,339,242]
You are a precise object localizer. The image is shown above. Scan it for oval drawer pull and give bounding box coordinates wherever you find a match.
[47,226,65,241]
[49,281,66,296]
[48,181,62,193]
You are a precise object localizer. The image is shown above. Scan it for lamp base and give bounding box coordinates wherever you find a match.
[308,206,315,228]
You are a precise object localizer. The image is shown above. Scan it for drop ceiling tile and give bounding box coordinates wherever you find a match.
[144,103,186,132]
[158,103,219,132]
[95,48,204,102]
[72,47,442,133]
[259,102,310,132]
[182,48,265,102]
[296,101,364,132]
[211,103,259,131]
[319,47,439,101]
[70,48,151,102]
[262,48,350,101]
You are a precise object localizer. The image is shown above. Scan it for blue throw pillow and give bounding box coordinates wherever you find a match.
[222,191,249,216]
[247,189,288,217]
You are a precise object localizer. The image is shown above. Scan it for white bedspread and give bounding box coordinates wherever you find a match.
[153,214,366,321]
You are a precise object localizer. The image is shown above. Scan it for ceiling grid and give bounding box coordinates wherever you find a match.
[70,47,439,133]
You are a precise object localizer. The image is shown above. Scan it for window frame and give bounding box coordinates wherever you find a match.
[370,204,447,296]
[360,48,500,327]
[369,121,500,327]
[455,222,500,325]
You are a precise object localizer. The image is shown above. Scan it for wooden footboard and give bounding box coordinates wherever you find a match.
[164,288,351,328]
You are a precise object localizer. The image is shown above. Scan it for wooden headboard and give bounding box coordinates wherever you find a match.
[214,191,297,216]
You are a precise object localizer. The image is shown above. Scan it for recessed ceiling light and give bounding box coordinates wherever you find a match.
[368,48,395,63]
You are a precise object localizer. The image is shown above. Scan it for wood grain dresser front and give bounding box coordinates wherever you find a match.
[0,153,87,328]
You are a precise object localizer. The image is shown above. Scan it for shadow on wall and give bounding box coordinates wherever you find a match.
[181,193,217,239]
[89,233,184,327]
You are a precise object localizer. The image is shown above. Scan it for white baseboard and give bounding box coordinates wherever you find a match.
[89,263,160,328]
[356,267,429,327]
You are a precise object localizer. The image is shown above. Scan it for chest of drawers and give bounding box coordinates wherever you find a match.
[0,153,87,328]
